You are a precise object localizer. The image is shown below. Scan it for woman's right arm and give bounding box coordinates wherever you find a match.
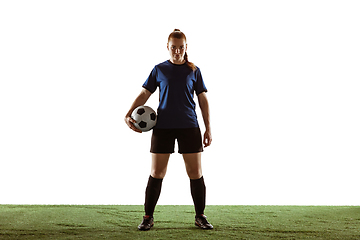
[124,88,153,133]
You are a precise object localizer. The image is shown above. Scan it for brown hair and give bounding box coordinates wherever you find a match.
[168,29,197,71]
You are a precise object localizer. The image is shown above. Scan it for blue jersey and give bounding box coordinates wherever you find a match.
[142,60,207,129]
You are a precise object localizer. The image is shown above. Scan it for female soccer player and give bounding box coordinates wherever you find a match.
[124,29,213,231]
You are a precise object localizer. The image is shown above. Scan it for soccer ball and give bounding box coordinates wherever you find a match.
[131,106,157,132]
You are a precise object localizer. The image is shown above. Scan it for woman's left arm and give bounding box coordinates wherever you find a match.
[198,92,212,147]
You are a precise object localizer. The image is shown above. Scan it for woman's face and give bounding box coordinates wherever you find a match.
[167,38,187,64]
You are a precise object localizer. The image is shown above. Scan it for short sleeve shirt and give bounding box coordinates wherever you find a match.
[142,60,207,129]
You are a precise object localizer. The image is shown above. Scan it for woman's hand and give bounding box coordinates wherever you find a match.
[198,92,212,148]
[203,130,212,148]
[124,116,142,133]
[124,88,153,133]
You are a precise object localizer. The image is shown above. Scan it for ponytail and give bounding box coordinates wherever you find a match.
[184,52,197,72]
[168,29,197,72]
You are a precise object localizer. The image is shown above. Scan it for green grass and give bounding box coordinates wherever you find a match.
[0,205,359,239]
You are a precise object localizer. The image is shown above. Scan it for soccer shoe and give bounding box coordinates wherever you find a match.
[195,214,213,230]
[138,215,154,231]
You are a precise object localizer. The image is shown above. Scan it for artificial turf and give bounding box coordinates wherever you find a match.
[0,205,359,239]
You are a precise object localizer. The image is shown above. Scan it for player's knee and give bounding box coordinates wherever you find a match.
[151,169,166,179]
[187,169,202,180]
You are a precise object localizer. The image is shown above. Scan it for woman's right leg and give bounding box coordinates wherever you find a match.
[139,153,171,230]
[144,153,170,217]
[150,153,170,179]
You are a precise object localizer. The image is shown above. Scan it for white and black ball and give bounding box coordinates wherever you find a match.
[131,106,157,132]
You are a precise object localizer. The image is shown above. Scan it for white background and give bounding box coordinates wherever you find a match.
[1,0,359,205]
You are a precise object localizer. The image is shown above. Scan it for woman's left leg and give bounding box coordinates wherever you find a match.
[183,153,213,229]
[183,152,202,179]
[183,153,205,216]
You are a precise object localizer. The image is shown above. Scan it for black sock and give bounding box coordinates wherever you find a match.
[144,175,163,217]
[190,176,206,217]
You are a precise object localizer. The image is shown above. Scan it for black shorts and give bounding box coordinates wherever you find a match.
[150,128,203,154]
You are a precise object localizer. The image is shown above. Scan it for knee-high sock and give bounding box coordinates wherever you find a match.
[190,176,206,216]
[144,175,163,217]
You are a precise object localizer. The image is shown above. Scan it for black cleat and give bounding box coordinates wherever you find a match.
[138,215,154,231]
[195,214,213,230]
